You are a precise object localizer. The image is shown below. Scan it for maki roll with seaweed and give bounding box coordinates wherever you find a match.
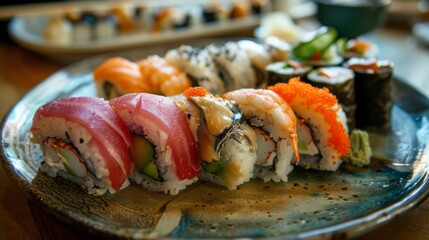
[30,97,133,195]
[270,78,350,171]
[265,60,312,85]
[293,27,343,67]
[110,93,201,195]
[182,87,257,190]
[223,88,300,183]
[306,66,356,130]
[345,58,394,131]
[337,38,378,60]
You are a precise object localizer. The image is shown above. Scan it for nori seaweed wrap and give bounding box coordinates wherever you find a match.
[265,60,311,85]
[306,66,356,130]
[345,58,394,131]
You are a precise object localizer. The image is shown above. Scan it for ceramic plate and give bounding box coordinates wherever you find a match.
[1,47,429,240]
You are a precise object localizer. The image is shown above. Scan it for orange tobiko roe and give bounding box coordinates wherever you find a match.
[184,86,209,98]
[269,77,350,157]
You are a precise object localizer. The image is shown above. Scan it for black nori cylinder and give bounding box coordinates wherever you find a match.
[306,67,356,130]
[347,59,393,131]
[265,61,311,85]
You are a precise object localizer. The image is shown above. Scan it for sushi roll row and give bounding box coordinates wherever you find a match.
[42,0,272,44]
[93,40,274,98]
[31,78,351,195]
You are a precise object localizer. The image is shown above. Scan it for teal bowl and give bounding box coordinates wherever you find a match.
[315,0,391,38]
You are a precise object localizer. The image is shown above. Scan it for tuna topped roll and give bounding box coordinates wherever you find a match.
[307,66,356,130]
[31,97,133,195]
[345,58,394,131]
[110,93,201,195]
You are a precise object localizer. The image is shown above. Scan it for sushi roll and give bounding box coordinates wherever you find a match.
[237,40,272,88]
[206,41,257,91]
[136,55,192,96]
[202,3,232,23]
[293,27,343,67]
[182,87,257,190]
[345,58,394,131]
[265,60,312,85]
[151,7,190,32]
[73,12,97,42]
[110,93,201,195]
[306,66,356,130]
[30,97,133,195]
[165,45,225,95]
[270,78,350,171]
[93,57,151,100]
[43,15,72,45]
[251,0,271,15]
[337,38,378,60]
[112,5,136,32]
[223,88,300,182]
[230,0,252,19]
[94,14,118,40]
[133,6,152,32]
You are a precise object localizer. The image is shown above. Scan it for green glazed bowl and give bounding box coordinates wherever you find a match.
[315,0,391,38]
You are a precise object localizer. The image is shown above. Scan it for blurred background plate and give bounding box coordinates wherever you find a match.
[8,15,260,62]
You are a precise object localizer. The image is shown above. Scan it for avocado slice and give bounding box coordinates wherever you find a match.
[131,135,160,179]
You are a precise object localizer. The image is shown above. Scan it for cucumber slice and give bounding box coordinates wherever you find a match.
[293,27,338,60]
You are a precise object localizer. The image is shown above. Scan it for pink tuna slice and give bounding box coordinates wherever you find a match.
[31,96,133,190]
[110,93,202,180]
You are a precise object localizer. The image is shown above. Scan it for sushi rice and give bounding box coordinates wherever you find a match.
[32,118,129,195]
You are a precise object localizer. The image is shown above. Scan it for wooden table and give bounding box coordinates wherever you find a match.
[1,26,429,239]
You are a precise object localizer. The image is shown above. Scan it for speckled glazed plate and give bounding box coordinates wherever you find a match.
[1,46,429,239]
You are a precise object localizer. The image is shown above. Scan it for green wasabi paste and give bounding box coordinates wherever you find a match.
[342,129,372,167]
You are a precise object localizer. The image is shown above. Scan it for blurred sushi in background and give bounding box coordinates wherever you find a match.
[40,0,273,45]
